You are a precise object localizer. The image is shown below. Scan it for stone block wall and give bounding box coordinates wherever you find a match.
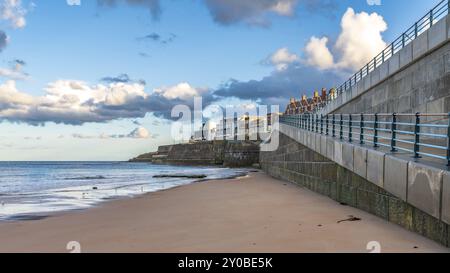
[223,141,260,167]
[134,140,260,167]
[261,131,450,246]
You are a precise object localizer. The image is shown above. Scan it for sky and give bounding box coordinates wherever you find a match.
[0,0,444,161]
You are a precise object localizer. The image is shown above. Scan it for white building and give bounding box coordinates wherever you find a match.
[214,114,278,141]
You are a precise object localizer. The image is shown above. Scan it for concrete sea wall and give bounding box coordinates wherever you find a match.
[131,141,260,168]
[261,128,450,246]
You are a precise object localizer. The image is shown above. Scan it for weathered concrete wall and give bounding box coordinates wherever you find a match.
[318,15,450,117]
[131,141,260,167]
[164,141,225,165]
[261,125,450,246]
[223,141,260,167]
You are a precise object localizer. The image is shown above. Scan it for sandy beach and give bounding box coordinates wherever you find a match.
[0,171,447,253]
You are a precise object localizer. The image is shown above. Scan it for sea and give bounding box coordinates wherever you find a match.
[0,162,247,221]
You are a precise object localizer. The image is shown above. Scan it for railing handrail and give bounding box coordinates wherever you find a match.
[314,0,450,113]
[280,112,450,167]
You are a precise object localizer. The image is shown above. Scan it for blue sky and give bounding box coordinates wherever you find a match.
[0,0,444,161]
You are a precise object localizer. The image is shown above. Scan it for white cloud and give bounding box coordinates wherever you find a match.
[335,8,387,70]
[269,47,299,71]
[0,78,209,125]
[154,82,207,100]
[0,80,33,105]
[0,0,27,29]
[204,0,299,26]
[304,36,334,70]
[270,0,297,16]
[0,80,149,125]
[303,8,388,71]
[127,127,150,139]
[44,80,148,107]
[0,62,29,80]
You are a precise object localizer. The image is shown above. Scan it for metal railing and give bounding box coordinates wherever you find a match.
[315,0,450,112]
[280,113,450,166]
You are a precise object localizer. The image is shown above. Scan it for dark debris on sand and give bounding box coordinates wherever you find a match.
[337,215,362,224]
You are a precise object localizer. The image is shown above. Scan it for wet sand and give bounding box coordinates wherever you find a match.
[0,172,447,253]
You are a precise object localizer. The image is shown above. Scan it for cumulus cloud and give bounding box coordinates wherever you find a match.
[335,8,387,70]
[0,78,213,125]
[0,0,27,28]
[204,0,298,26]
[0,80,33,106]
[97,0,161,20]
[268,47,299,71]
[125,127,151,139]
[154,82,208,101]
[304,8,388,71]
[304,36,334,70]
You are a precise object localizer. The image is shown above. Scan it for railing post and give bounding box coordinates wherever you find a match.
[308,114,311,131]
[360,114,364,145]
[316,114,319,133]
[391,113,398,152]
[402,33,405,48]
[326,115,329,136]
[309,114,311,132]
[306,115,310,131]
[332,114,336,138]
[314,114,317,132]
[430,9,434,27]
[304,115,307,130]
[349,114,353,143]
[320,114,324,135]
[304,114,307,130]
[414,112,421,158]
[302,114,308,130]
[415,22,418,38]
[312,114,315,132]
[374,113,379,148]
[391,42,395,56]
[340,114,344,140]
[301,115,304,129]
[447,113,450,166]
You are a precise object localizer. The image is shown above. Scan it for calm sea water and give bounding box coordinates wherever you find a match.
[0,162,247,221]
